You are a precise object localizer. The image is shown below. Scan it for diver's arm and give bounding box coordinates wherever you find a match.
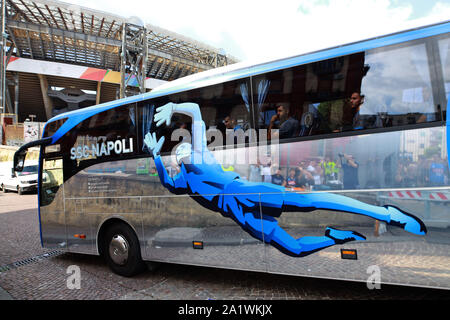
[172,103,206,154]
[154,102,207,154]
[154,155,187,194]
[144,131,187,194]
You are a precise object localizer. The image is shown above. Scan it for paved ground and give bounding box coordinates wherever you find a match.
[0,192,449,301]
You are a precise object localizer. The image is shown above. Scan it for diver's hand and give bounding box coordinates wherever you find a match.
[144,132,165,156]
[154,103,174,127]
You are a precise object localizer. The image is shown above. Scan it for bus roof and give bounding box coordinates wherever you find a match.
[147,19,450,99]
[47,20,450,143]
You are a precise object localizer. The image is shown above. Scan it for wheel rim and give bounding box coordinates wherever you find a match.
[109,234,129,266]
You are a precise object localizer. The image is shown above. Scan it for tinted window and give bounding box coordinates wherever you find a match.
[64,104,138,180]
[43,118,67,138]
[41,158,63,207]
[138,78,253,156]
[18,165,38,176]
[254,37,442,142]
[253,52,369,138]
[362,39,440,126]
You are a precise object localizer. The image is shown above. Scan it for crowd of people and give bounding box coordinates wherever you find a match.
[391,154,449,188]
[158,150,448,191]
[247,155,357,191]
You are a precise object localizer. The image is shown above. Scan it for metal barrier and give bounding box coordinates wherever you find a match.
[377,189,450,225]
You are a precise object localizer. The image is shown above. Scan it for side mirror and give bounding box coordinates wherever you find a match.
[14,151,26,172]
[13,137,52,172]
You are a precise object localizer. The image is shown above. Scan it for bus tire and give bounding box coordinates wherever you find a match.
[1,184,7,193]
[103,222,145,277]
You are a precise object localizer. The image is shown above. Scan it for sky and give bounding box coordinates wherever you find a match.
[63,0,450,62]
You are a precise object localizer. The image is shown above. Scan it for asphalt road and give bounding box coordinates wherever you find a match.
[0,191,449,301]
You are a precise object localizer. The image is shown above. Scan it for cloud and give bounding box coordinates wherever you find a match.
[259,0,414,60]
[419,1,450,25]
[63,0,449,62]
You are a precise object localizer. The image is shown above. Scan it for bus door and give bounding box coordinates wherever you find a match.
[62,157,96,255]
[13,137,68,250]
[39,155,66,249]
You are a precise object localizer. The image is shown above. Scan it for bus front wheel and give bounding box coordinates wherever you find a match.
[103,223,145,277]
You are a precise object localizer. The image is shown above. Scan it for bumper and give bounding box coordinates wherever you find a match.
[19,184,37,192]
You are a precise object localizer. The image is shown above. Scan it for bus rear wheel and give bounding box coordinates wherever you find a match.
[103,223,145,277]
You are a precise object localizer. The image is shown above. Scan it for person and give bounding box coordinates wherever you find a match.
[428,154,446,186]
[286,168,297,188]
[248,162,262,182]
[272,169,286,187]
[144,102,426,258]
[349,92,365,130]
[322,157,338,183]
[268,105,299,139]
[224,116,242,131]
[417,155,429,187]
[308,160,323,189]
[175,122,188,130]
[260,161,272,183]
[224,115,246,145]
[340,153,359,189]
[342,92,367,131]
[296,162,315,190]
[149,167,158,177]
[403,162,418,188]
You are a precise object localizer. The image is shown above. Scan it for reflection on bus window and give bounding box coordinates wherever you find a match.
[41,158,63,206]
[362,41,439,126]
[18,165,38,176]
[139,79,253,154]
[254,37,442,142]
[274,126,449,191]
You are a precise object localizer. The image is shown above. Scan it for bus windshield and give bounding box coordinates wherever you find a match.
[18,165,38,176]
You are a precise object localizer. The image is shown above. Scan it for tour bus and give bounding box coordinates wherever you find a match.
[14,21,450,289]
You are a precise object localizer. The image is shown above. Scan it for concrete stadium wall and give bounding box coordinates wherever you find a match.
[4,124,24,147]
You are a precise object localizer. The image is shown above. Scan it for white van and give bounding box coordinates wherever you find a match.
[0,160,39,195]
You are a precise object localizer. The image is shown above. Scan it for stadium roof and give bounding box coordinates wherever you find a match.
[5,0,238,81]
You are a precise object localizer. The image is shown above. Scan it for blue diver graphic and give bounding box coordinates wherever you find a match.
[144,102,427,257]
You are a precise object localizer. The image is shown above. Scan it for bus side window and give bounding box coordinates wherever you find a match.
[253,54,369,139]
[167,79,254,149]
[41,158,63,207]
[361,39,440,126]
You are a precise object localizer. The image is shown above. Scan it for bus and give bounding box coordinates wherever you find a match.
[14,21,450,289]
